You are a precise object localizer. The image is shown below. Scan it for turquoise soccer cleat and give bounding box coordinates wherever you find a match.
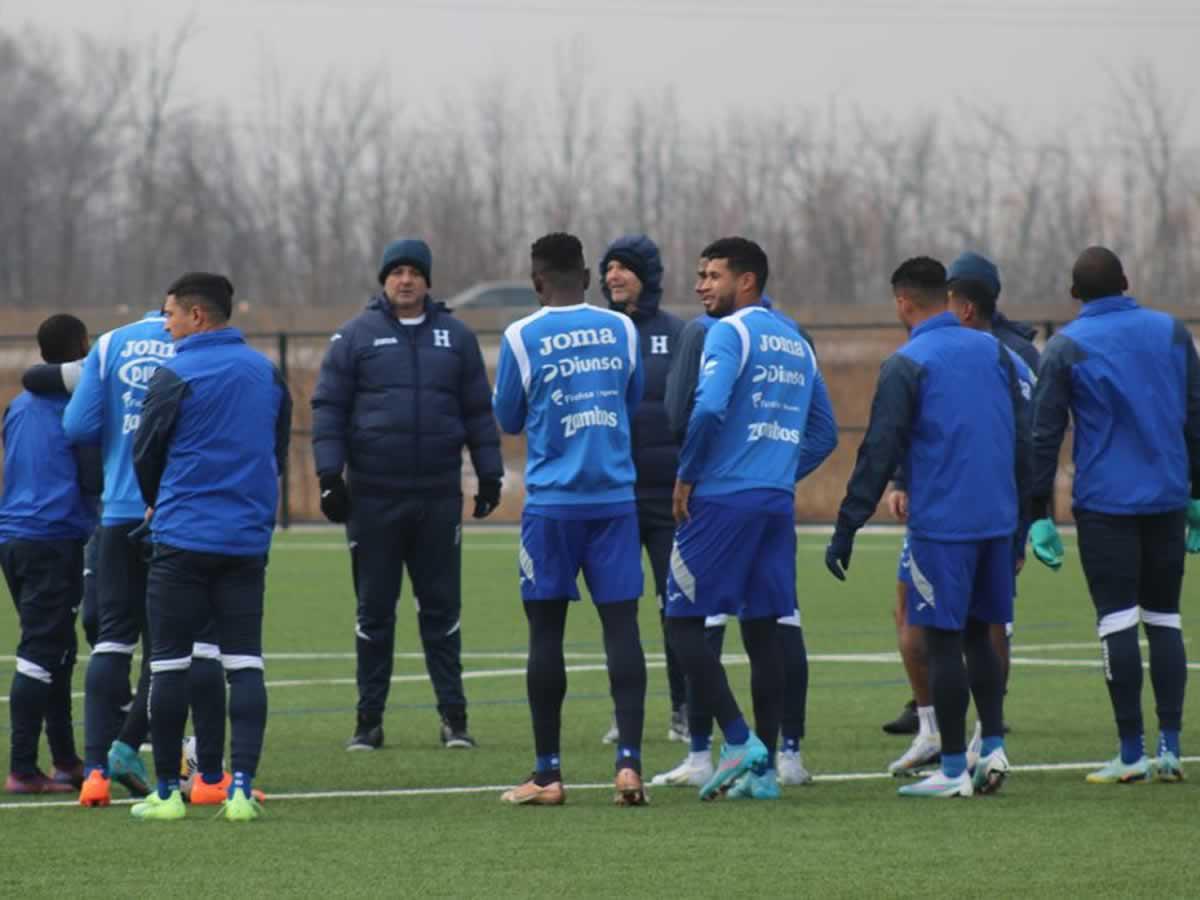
[725,768,781,801]
[699,734,768,800]
[897,770,973,798]
[107,740,151,797]
[1153,752,1184,783]
[1085,755,1153,784]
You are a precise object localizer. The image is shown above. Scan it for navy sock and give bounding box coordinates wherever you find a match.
[190,657,228,777]
[1158,730,1181,757]
[781,736,800,754]
[1119,733,1145,765]
[231,770,253,800]
[226,668,267,777]
[597,600,646,758]
[721,715,750,745]
[9,671,50,775]
[689,730,713,754]
[942,752,967,778]
[157,776,180,799]
[534,753,561,786]
[1101,625,1144,748]
[616,746,640,773]
[778,624,809,742]
[1144,623,1187,735]
[84,652,133,773]
[149,669,190,788]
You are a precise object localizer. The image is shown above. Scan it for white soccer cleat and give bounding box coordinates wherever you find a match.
[777,750,814,785]
[600,716,619,745]
[649,752,714,787]
[972,747,1010,795]
[888,733,942,776]
[966,721,983,772]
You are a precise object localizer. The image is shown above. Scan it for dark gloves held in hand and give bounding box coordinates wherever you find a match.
[825,529,855,581]
[319,473,350,524]
[473,479,502,520]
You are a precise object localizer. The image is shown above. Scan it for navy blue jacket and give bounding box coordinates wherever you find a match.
[993,312,1041,373]
[311,296,503,498]
[600,235,684,500]
[133,328,292,556]
[837,312,1030,541]
[1032,296,1200,518]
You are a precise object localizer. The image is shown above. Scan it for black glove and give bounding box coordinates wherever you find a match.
[473,478,502,519]
[825,528,855,581]
[319,473,351,524]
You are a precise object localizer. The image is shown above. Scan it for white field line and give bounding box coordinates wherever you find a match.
[268,542,924,552]
[1,755,1195,811]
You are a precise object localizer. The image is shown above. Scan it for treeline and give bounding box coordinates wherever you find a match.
[1,24,1197,312]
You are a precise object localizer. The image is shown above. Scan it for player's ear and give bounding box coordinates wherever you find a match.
[1069,283,1080,300]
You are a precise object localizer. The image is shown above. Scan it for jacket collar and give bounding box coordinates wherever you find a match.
[176,327,244,353]
[910,310,959,339]
[1077,295,1139,319]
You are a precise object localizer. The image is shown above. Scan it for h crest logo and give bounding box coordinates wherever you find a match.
[433,329,451,348]
[650,335,669,355]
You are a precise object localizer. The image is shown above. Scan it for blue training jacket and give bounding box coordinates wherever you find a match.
[837,311,1031,541]
[678,305,837,497]
[133,328,292,556]
[64,313,176,525]
[1032,296,1200,517]
[0,392,98,542]
[493,303,644,509]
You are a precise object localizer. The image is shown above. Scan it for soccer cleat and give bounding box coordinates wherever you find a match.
[600,716,619,745]
[972,748,1010,795]
[440,717,477,749]
[50,761,85,791]
[1154,752,1185,783]
[188,772,266,805]
[897,770,973,798]
[725,768,781,800]
[668,707,690,743]
[501,775,566,806]
[882,700,919,735]
[6,770,75,795]
[78,769,113,807]
[345,723,384,752]
[650,752,714,787]
[699,734,769,800]
[1085,756,1154,784]
[218,791,264,822]
[130,789,187,820]
[777,750,814,786]
[966,722,983,773]
[888,733,942,776]
[613,767,649,806]
[108,741,151,797]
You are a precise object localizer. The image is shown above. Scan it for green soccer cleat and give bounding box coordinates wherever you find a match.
[897,770,973,798]
[1085,755,1153,784]
[1154,752,1185,783]
[725,768,781,801]
[699,734,768,801]
[130,789,186,821]
[219,790,264,822]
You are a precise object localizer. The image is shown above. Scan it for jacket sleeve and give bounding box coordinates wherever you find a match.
[133,367,188,508]
[492,329,527,435]
[62,346,104,445]
[665,320,707,442]
[835,353,921,534]
[22,361,82,395]
[1175,319,1200,498]
[625,344,645,426]
[796,370,838,481]
[459,329,504,482]
[72,444,104,499]
[310,328,355,478]
[1030,334,1078,520]
[1000,343,1033,527]
[274,367,293,477]
[677,323,739,484]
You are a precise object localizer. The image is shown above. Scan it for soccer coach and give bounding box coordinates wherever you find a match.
[132,273,291,821]
[312,238,504,752]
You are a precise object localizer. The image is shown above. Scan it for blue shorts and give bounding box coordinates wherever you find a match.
[664,495,796,622]
[902,535,1014,631]
[900,533,1018,630]
[519,510,643,604]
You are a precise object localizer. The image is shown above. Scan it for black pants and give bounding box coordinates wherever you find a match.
[637,498,687,711]
[1075,508,1186,622]
[348,494,466,722]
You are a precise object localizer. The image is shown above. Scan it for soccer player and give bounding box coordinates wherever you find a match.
[827,257,1030,798]
[312,238,503,751]
[2,315,98,794]
[665,237,837,801]
[1029,246,1197,784]
[598,234,688,745]
[884,252,1038,776]
[130,273,291,821]
[655,248,819,789]
[493,233,648,806]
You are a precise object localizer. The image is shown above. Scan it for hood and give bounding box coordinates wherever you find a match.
[599,234,664,321]
[993,311,1036,341]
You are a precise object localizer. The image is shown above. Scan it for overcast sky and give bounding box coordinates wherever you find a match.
[5,0,1199,142]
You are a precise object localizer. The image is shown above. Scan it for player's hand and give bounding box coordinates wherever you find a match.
[672,479,693,525]
[886,489,909,522]
[473,478,501,519]
[1029,518,1063,570]
[319,473,351,524]
[825,529,854,581]
[1186,500,1200,554]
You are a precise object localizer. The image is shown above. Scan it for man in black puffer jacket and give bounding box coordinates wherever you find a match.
[598,234,689,744]
[312,238,504,752]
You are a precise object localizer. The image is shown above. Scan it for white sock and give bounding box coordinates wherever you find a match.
[688,751,712,765]
[917,705,938,738]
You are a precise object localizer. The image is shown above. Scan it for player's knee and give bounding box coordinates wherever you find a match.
[1097,605,1140,639]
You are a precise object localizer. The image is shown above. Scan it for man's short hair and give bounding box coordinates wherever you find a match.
[701,237,769,293]
[948,278,997,321]
[37,314,88,364]
[531,233,587,290]
[891,257,947,308]
[1071,246,1127,301]
[168,272,234,321]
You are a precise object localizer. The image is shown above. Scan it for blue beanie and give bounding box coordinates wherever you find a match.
[947,252,1000,298]
[378,238,432,286]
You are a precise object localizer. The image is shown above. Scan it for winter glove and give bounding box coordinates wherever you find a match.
[473,479,502,520]
[825,528,855,581]
[1186,499,1200,554]
[319,473,350,524]
[1029,518,1063,570]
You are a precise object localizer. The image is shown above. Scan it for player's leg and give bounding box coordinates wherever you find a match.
[43,544,84,787]
[641,499,688,741]
[962,536,1013,793]
[81,533,99,649]
[776,612,812,785]
[884,537,921,736]
[652,613,722,787]
[1138,509,1187,781]
[1075,509,1151,783]
[107,535,152,797]
[185,623,230,801]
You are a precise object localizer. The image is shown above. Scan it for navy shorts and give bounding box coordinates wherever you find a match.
[902,535,1014,631]
[519,509,643,604]
[900,533,1016,630]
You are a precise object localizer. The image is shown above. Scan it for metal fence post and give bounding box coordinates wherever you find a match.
[278,331,291,529]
